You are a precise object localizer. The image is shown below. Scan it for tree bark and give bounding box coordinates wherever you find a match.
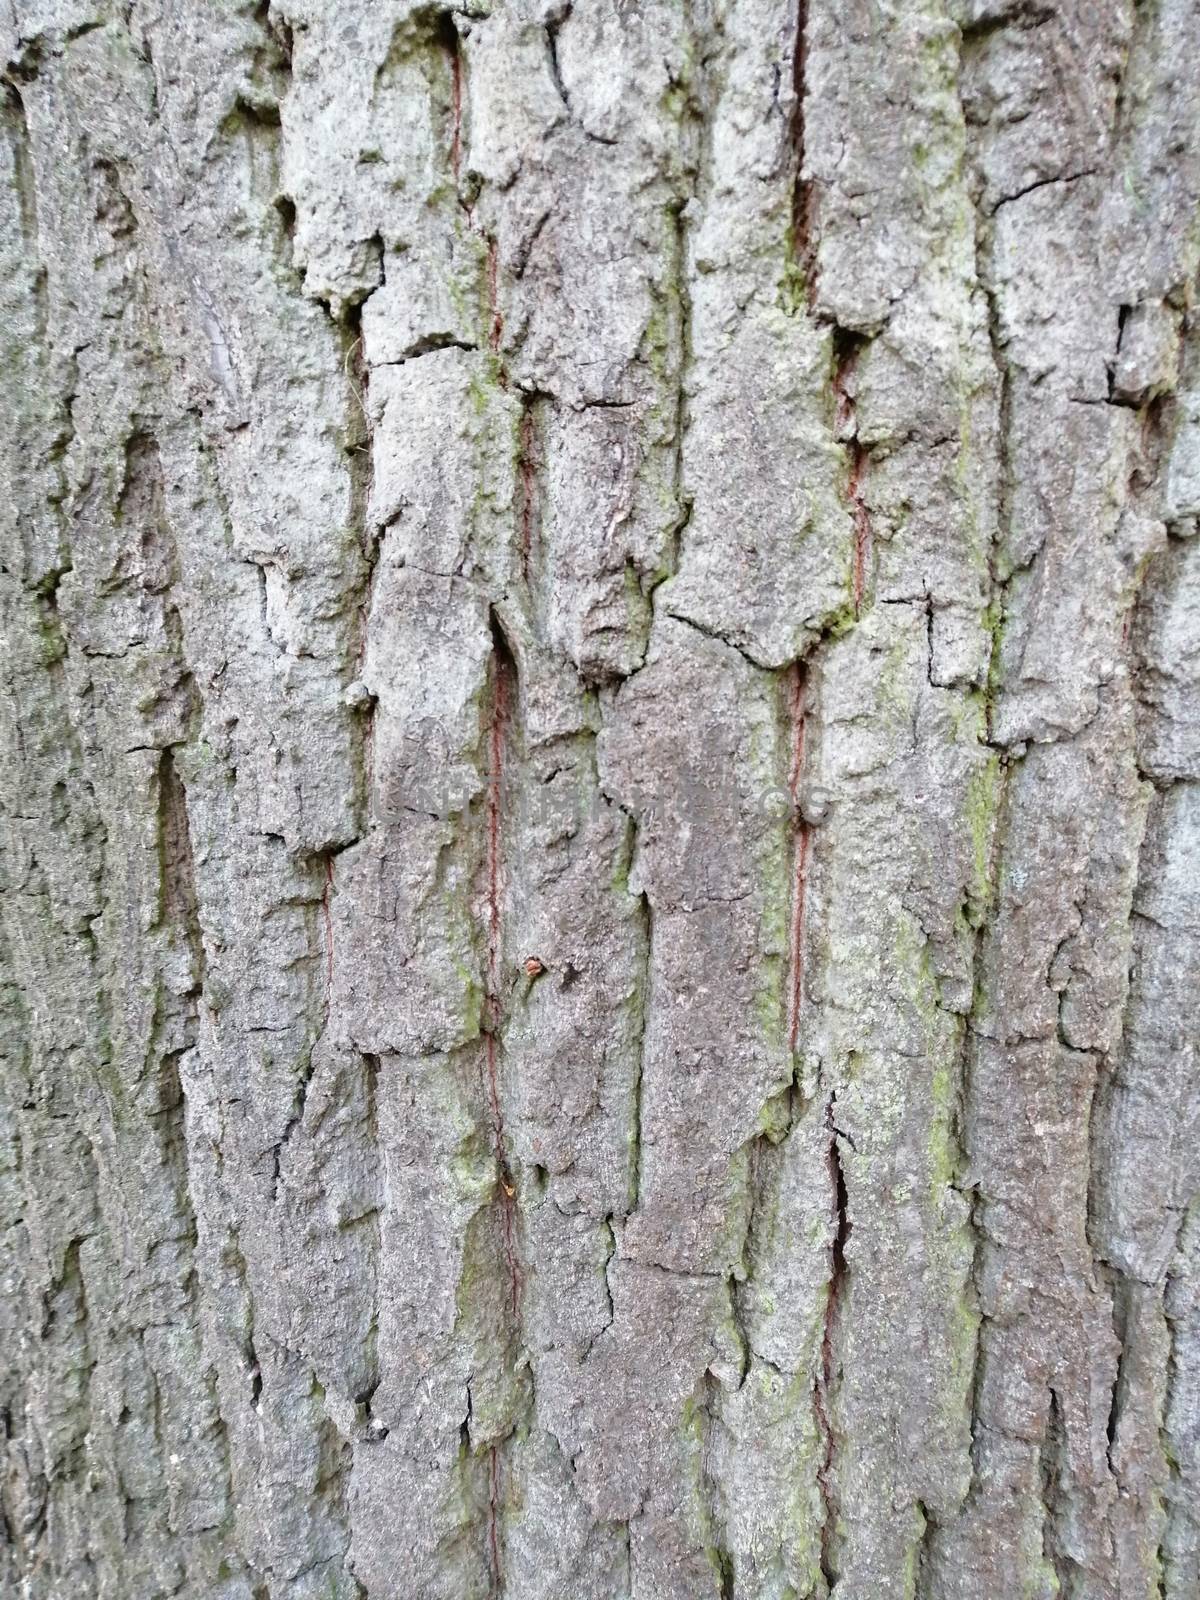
[2,2,1199,1597]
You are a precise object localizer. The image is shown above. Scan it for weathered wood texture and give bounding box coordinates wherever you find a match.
[2,2,1200,1596]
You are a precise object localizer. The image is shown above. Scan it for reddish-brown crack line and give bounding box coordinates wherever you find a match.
[442,17,520,1324]
[848,443,871,616]
[441,15,507,371]
[440,17,509,379]
[484,1031,521,1320]
[518,404,537,583]
[483,632,522,1317]
[487,1442,504,1592]
[786,665,812,1053]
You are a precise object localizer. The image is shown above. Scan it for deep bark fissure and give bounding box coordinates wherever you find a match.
[790,0,817,291]
[4,4,1197,1596]
[815,1097,850,1589]
[480,612,522,1322]
[831,327,874,617]
[516,394,544,589]
[785,662,812,1054]
[486,1440,504,1595]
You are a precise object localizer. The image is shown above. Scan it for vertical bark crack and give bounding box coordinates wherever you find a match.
[786,663,811,1053]
[790,0,817,295]
[481,612,521,1319]
[439,10,465,184]
[486,1441,504,1595]
[815,1095,850,1588]
[831,328,873,617]
[515,393,546,590]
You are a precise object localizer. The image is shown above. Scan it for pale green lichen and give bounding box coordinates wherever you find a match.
[877,630,917,723]
[964,751,1001,918]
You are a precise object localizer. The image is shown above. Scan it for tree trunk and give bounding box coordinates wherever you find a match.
[2,2,1199,1596]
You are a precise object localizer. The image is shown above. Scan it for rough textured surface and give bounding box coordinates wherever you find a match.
[2,2,1199,1596]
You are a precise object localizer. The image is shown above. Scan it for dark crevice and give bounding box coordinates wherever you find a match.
[362,1052,380,1154]
[544,7,616,145]
[227,93,281,132]
[1038,1388,1072,1594]
[785,663,812,1054]
[697,1371,734,1598]
[486,1441,505,1595]
[375,334,478,365]
[790,0,817,294]
[4,38,43,82]
[957,3,1055,42]
[831,326,874,617]
[725,1263,751,1391]
[515,394,546,589]
[718,1550,734,1600]
[815,1095,850,1589]
[1107,302,1135,405]
[664,188,696,580]
[436,9,465,183]
[990,167,1098,216]
[460,1386,473,1453]
[271,843,331,1199]
[248,1338,263,1413]
[1105,1287,1125,1473]
[511,206,553,279]
[914,1500,937,1600]
[659,608,776,672]
[629,885,650,1216]
[157,748,203,977]
[480,613,522,1319]
[544,6,573,118]
[319,852,336,1022]
[923,592,937,688]
[971,193,1014,746]
[1110,0,1157,152]
[356,1375,387,1443]
[342,290,379,827]
[273,191,297,246]
[484,235,505,357]
[612,796,651,1218]
[1158,1224,1194,1583]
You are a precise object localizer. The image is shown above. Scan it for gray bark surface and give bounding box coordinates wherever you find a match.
[2,1,1199,1596]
